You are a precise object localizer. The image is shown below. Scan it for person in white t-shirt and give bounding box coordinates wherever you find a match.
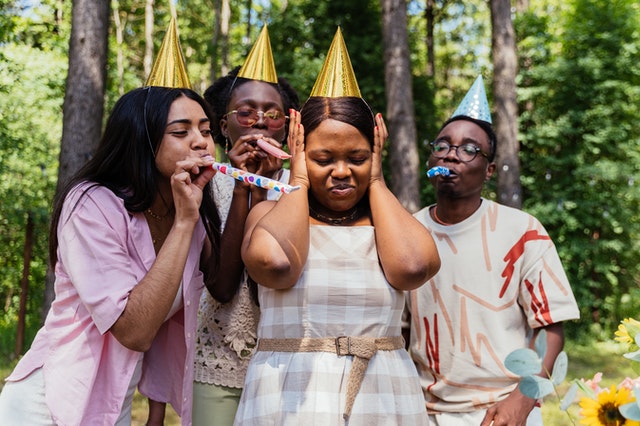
[407,76,580,426]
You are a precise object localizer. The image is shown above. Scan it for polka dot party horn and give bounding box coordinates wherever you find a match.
[426,166,450,178]
[212,162,301,194]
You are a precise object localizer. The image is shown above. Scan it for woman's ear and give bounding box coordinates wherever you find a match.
[220,117,229,139]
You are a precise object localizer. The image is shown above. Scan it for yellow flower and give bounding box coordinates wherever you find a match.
[579,384,640,426]
[615,318,640,345]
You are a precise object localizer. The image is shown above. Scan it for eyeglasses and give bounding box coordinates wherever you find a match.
[430,140,489,162]
[226,107,288,130]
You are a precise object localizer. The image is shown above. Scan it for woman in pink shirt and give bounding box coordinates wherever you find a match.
[0,86,221,425]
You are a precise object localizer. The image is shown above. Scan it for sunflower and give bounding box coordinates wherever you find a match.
[615,318,640,345]
[579,384,640,426]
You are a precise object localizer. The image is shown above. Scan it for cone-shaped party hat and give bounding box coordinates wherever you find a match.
[309,27,361,98]
[145,17,192,89]
[237,25,278,84]
[451,75,491,123]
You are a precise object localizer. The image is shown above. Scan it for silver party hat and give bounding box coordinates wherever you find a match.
[451,75,491,123]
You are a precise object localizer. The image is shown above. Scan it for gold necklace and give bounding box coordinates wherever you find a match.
[146,206,174,221]
[309,206,361,225]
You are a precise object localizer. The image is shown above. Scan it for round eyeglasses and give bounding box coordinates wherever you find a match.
[429,140,489,162]
[226,107,288,130]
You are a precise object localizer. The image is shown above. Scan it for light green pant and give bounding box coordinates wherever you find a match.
[192,382,243,426]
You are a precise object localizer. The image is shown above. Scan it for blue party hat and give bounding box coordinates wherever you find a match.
[451,76,491,124]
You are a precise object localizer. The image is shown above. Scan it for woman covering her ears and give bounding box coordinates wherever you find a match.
[234,28,440,425]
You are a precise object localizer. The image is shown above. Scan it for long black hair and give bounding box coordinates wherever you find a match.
[48,87,221,281]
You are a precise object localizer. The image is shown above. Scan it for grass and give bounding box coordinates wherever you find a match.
[1,338,636,425]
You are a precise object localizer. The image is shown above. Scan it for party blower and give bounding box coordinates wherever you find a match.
[426,166,450,178]
[212,163,300,194]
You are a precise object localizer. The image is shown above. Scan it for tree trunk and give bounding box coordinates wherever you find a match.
[144,0,154,78]
[490,0,521,208]
[211,0,222,82]
[245,0,252,42]
[221,0,230,76]
[210,0,231,81]
[43,0,110,320]
[425,0,435,77]
[516,0,529,12]
[16,214,34,358]
[381,0,421,212]
[113,6,125,96]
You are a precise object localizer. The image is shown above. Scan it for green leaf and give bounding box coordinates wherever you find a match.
[623,349,640,362]
[535,329,547,359]
[505,348,542,377]
[551,351,568,385]
[519,375,555,399]
[620,397,640,421]
[575,380,597,399]
[560,382,578,411]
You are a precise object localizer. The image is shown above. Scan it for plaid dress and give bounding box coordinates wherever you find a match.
[234,225,428,425]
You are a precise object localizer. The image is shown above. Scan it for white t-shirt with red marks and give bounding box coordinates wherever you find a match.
[409,199,579,414]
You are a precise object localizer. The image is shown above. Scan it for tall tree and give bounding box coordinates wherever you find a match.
[113,4,126,95]
[210,0,232,82]
[490,0,521,208]
[518,0,640,335]
[381,0,421,212]
[144,0,154,78]
[43,0,110,316]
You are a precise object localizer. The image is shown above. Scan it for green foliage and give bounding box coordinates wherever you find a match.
[0,2,67,357]
[517,0,640,338]
[268,0,385,112]
[504,330,569,400]
[2,0,640,363]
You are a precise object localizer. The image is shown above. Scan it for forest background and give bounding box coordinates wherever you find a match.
[0,0,639,389]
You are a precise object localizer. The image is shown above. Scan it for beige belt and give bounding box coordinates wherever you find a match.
[257,335,404,419]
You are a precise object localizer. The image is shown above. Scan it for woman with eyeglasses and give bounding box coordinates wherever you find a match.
[188,65,299,426]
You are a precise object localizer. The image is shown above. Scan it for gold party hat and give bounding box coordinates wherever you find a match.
[309,27,361,98]
[237,25,278,84]
[145,17,192,89]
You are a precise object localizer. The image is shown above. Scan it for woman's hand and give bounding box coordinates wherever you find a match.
[227,134,264,173]
[286,109,309,189]
[253,136,284,179]
[171,155,216,224]
[371,113,388,186]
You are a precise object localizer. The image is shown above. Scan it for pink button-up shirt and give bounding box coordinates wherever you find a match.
[7,182,204,425]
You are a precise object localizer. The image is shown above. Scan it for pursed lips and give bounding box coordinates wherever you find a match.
[329,183,355,195]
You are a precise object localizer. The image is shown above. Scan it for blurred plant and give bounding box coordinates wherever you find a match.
[504,319,640,425]
[562,318,640,425]
[504,329,575,424]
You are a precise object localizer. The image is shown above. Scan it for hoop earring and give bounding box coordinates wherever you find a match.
[225,137,231,155]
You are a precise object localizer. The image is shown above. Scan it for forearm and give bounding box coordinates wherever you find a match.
[536,322,565,377]
[206,186,250,302]
[368,181,441,290]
